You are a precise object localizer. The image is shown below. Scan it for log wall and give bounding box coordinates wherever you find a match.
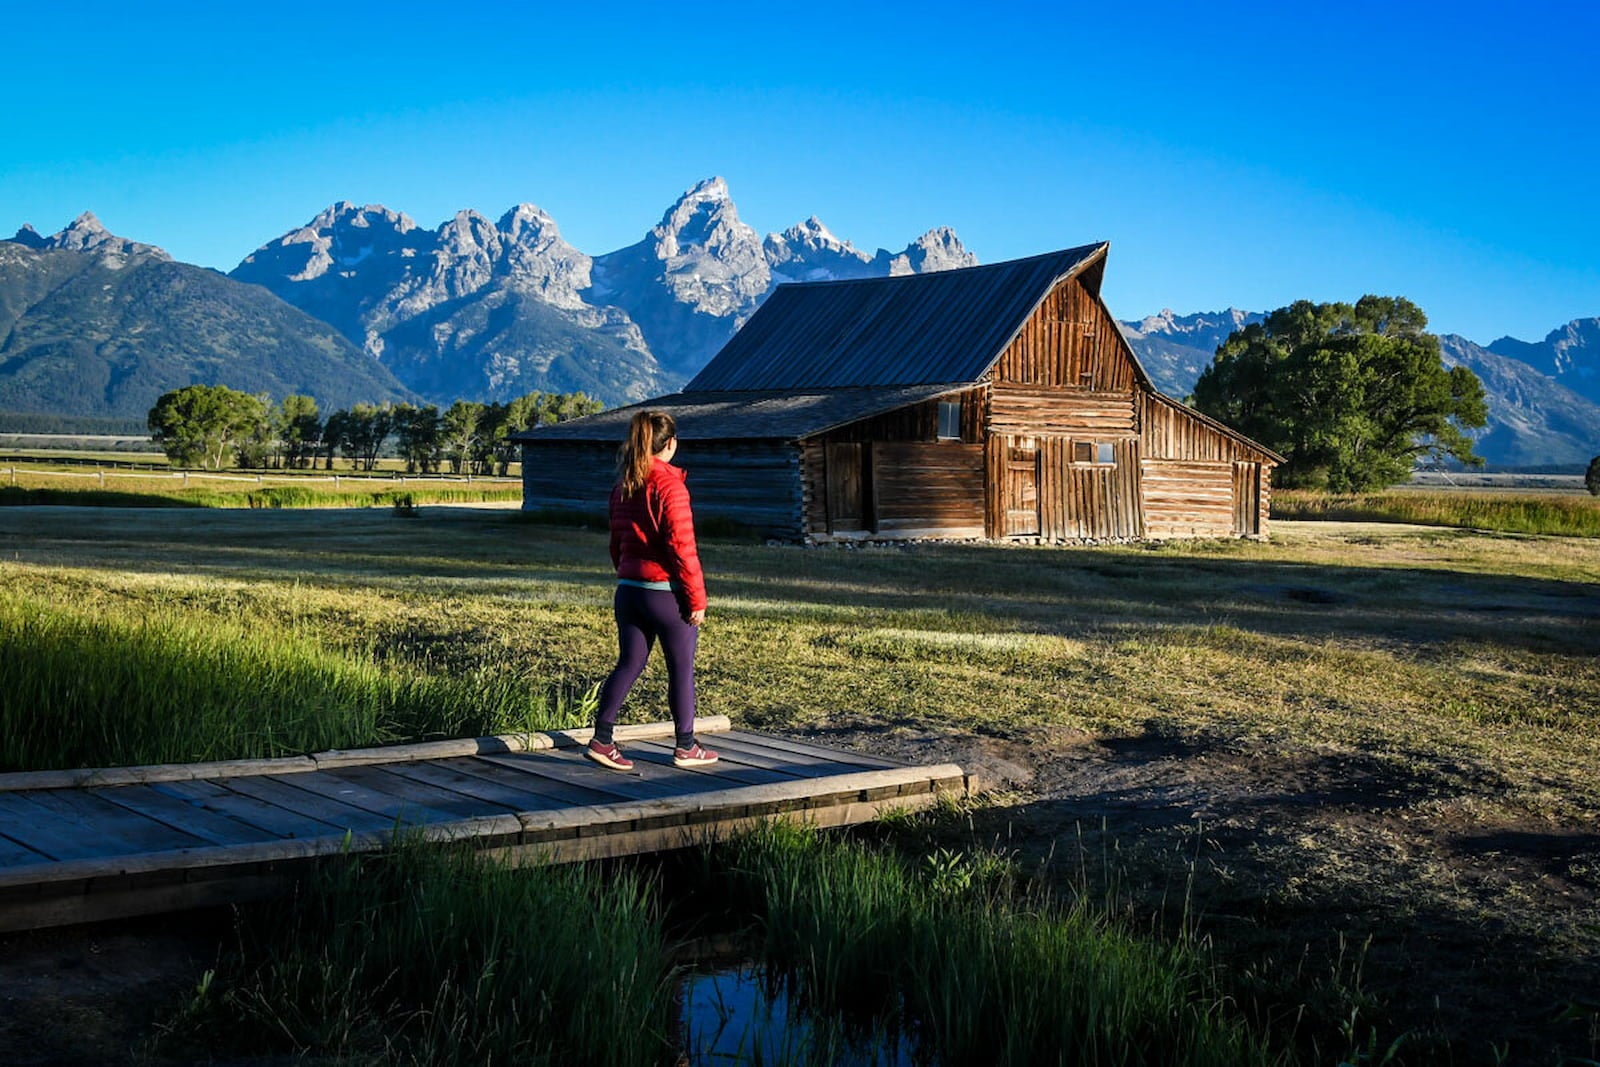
[522,441,805,538]
[1140,460,1237,538]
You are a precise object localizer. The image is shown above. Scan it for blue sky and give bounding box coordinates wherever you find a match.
[4,0,1595,343]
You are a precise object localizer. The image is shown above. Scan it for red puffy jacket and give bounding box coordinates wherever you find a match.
[609,458,707,613]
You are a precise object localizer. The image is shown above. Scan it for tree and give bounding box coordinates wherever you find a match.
[279,395,322,469]
[440,400,484,475]
[147,385,268,470]
[1192,296,1488,491]
[1587,455,1600,496]
[340,403,393,471]
[321,409,350,470]
[391,403,442,473]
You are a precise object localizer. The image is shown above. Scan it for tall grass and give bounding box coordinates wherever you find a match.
[168,843,672,1067]
[0,593,574,772]
[714,822,1276,1067]
[1272,488,1600,537]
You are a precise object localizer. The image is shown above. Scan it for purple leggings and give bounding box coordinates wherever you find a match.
[595,585,698,748]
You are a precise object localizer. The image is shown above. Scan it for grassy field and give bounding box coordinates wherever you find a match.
[1273,487,1600,537]
[0,467,522,509]
[1,505,1596,1063]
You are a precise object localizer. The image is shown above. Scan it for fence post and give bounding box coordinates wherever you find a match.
[98,469,104,486]
[334,475,340,489]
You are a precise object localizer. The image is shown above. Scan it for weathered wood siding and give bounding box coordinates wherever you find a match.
[520,442,614,516]
[1140,460,1237,538]
[984,277,1143,540]
[871,442,985,537]
[992,278,1133,391]
[800,387,988,540]
[521,441,805,538]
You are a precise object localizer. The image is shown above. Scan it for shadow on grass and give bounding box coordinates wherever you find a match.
[1,507,1595,659]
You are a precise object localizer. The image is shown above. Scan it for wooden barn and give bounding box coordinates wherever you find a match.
[513,243,1281,542]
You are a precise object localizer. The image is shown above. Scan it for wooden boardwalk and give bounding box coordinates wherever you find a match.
[0,718,971,933]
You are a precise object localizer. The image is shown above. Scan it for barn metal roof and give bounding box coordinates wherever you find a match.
[685,243,1109,391]
[510,383,972,444]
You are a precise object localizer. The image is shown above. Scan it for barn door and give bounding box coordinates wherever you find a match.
[826,443,867,533]
[1003,443,1040,537]
[1233,462,1261,536]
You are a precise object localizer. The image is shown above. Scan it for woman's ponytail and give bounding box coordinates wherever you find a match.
[617,410,677,497]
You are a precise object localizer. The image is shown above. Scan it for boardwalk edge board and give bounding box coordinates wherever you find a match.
[0,717,734,792]
[0,765,970,892]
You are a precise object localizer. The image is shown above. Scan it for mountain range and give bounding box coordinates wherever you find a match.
[0,214,410,420]
[3,183,1597,467]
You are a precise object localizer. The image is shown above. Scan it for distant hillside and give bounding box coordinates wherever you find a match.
[1438,335,1600,466]
[1488,318,1600,406]
[0,228,411,420]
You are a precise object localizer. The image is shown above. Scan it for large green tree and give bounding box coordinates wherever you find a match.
[1192,296,1488,490]
[147,385,269,470]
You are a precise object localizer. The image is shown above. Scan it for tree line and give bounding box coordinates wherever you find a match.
[146,386,603,473]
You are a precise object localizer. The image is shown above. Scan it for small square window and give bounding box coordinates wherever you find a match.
[937,400,962,440]
[1096,442,1115,465]
[1072,442,1093,464]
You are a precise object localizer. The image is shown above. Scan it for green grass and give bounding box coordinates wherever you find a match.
[0,590,577,771]
[165,843,672,1067]
[0,480,522,509]
[715,821,1275,1067]
[162,826,1273,1067]
[1272,488,1600,536]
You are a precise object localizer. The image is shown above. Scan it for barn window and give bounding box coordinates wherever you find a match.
[937,400,962,440]
[1071,442,1117,466]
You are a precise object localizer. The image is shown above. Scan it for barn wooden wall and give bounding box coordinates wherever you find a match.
[1136,393,1273,538]
[984,278,1144,540]
[522,441,806,538]
[801,387,988,540]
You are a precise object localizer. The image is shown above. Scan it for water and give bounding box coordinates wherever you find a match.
[678,964,928,1066]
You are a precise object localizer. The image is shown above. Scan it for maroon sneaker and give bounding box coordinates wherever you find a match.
[586,739,634,771]
[673,742,719,769]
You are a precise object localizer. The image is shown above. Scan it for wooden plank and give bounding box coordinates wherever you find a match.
[269,770,462,827]
[451,756,639,806]
[0,872,293,934]
[0,831,49,869]
[0,789,208,861]
[476,749,728,803]
[717,730,904,769]
[221,775,407,834]
[0,717,732,792]
[624,740,801,786]
[91,784,285,848]
[321,765,531,820]
[376,759,581,812]
[153,779,349,840]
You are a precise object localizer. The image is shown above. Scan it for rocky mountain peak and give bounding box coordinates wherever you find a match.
[7,224,47,249]
[24,211,171,261]
[620,177,770,310]
[878,226,976,276]
[1489,318,1600,403]
[764,216,875,283]
[494,204,591,309]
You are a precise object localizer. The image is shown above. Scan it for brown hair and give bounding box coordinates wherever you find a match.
[616,410,677,497]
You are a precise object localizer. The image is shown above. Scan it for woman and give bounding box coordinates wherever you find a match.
[586,410,719,771]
